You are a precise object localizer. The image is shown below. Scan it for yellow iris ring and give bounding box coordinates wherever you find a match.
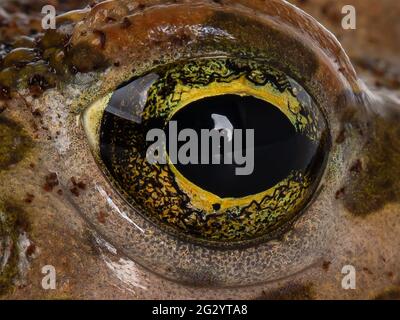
[168,75,305,129]
[170,162,310,213]
[162,76,310,212]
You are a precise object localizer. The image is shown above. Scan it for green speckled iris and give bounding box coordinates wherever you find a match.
[84,57,329,245]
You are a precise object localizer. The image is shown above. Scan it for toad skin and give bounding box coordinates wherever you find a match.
[0,0,400,299]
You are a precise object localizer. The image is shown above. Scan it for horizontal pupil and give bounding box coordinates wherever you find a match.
[168,94,317,198]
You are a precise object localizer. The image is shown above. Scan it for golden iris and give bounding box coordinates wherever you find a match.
[83,57,329,244]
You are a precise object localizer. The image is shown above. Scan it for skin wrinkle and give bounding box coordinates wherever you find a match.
[0,0,399,299]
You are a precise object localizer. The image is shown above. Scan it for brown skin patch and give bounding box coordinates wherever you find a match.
[0,116,32,170]
[343,113,400,216]
[256,283,314,300]
[375,287,400,300]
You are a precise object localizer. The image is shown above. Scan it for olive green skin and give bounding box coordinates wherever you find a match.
[0,0,400,299]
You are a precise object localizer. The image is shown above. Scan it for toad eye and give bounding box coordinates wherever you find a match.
[83,57,329,245]
[66,0,355,286]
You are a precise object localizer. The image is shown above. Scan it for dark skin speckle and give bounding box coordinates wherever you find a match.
[120,17,132,29]
[335,187,346,200]
[71,177,87,190]
[322,260,331,271]
[43,172,59,192]
[70,187,80,197]
[24,193,34,204]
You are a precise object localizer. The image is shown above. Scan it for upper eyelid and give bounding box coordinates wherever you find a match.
[62,0,359,114]
[69,1,357,84]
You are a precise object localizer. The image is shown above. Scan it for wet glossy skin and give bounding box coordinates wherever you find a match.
[0,0,400,299]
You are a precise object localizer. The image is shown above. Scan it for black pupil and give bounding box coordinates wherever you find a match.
[168,94,318,198]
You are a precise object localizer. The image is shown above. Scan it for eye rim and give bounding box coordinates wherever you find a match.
[63,0,357,287]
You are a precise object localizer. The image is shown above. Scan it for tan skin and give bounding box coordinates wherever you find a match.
[0,0,399,299]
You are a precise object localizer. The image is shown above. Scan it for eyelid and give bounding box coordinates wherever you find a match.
[70,0,360,101]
